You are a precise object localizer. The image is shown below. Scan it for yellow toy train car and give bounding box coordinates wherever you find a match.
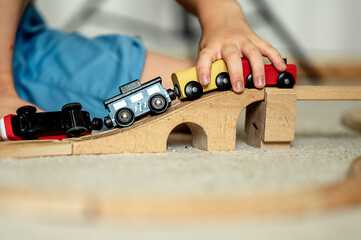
[171,58,297,100]
[171,59,230,100]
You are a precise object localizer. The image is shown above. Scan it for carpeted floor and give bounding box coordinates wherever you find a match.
[0,99,360,239]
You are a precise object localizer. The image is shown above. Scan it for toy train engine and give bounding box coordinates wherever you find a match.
[171,58,297,100]
[103,77,176,128]
[0,103,103,141]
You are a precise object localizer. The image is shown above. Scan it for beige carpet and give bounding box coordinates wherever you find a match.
[0,100,360,239]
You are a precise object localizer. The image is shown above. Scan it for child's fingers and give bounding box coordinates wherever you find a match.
[241,43,265,89]
[221,45,244,93]
[196,48,218,86]
[255,39,287,72]
[264,48,287,72]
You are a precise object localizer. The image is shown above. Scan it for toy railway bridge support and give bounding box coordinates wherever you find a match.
[245,86,361,149]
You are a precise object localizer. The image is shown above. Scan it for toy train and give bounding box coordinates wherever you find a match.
[0,59,297,139]
[103,77,176,128]
[0,103,103,141]
[171,58,297,100]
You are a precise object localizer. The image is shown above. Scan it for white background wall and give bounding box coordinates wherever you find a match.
[35,0,361,63]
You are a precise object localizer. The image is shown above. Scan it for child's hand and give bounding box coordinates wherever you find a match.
[177,0,287,93]
[198,18,287,93]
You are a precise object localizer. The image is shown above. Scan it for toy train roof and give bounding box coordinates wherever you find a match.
[103,76,163,107]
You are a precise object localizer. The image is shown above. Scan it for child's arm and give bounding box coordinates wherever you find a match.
[0,0,34,140]
[0,0,28,80]
[176,0,287,93]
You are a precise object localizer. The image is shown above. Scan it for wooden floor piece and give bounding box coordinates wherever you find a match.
[0,140,72,159]
[0,156,360,221]
[1,86,361,159]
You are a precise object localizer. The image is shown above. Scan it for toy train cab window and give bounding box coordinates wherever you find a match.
[171,58,297,100]
[103,77,176,128]
[0,103,103,141]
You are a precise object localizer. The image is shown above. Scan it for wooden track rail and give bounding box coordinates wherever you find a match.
[0,156,360,221]
[0,85,361,159]
[0,86,361,220]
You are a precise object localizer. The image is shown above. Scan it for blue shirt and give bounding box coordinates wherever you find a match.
[13,3,146,118]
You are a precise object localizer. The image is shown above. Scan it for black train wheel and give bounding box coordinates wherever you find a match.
[16,105,37,116]
[277,72,295,88]
[62,102,87,137]
[115,108,135,127]
[16,105,39,139]
[185,81,203,100]
[245,73,256,88]
[215,72,232,90]
[62,102,82,111]
[66,126,87,138]
[149,94,168,114]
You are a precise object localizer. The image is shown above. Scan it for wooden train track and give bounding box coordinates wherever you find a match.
[0,85,361,159]
[0,156,360,221]
[0,85,361,221]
